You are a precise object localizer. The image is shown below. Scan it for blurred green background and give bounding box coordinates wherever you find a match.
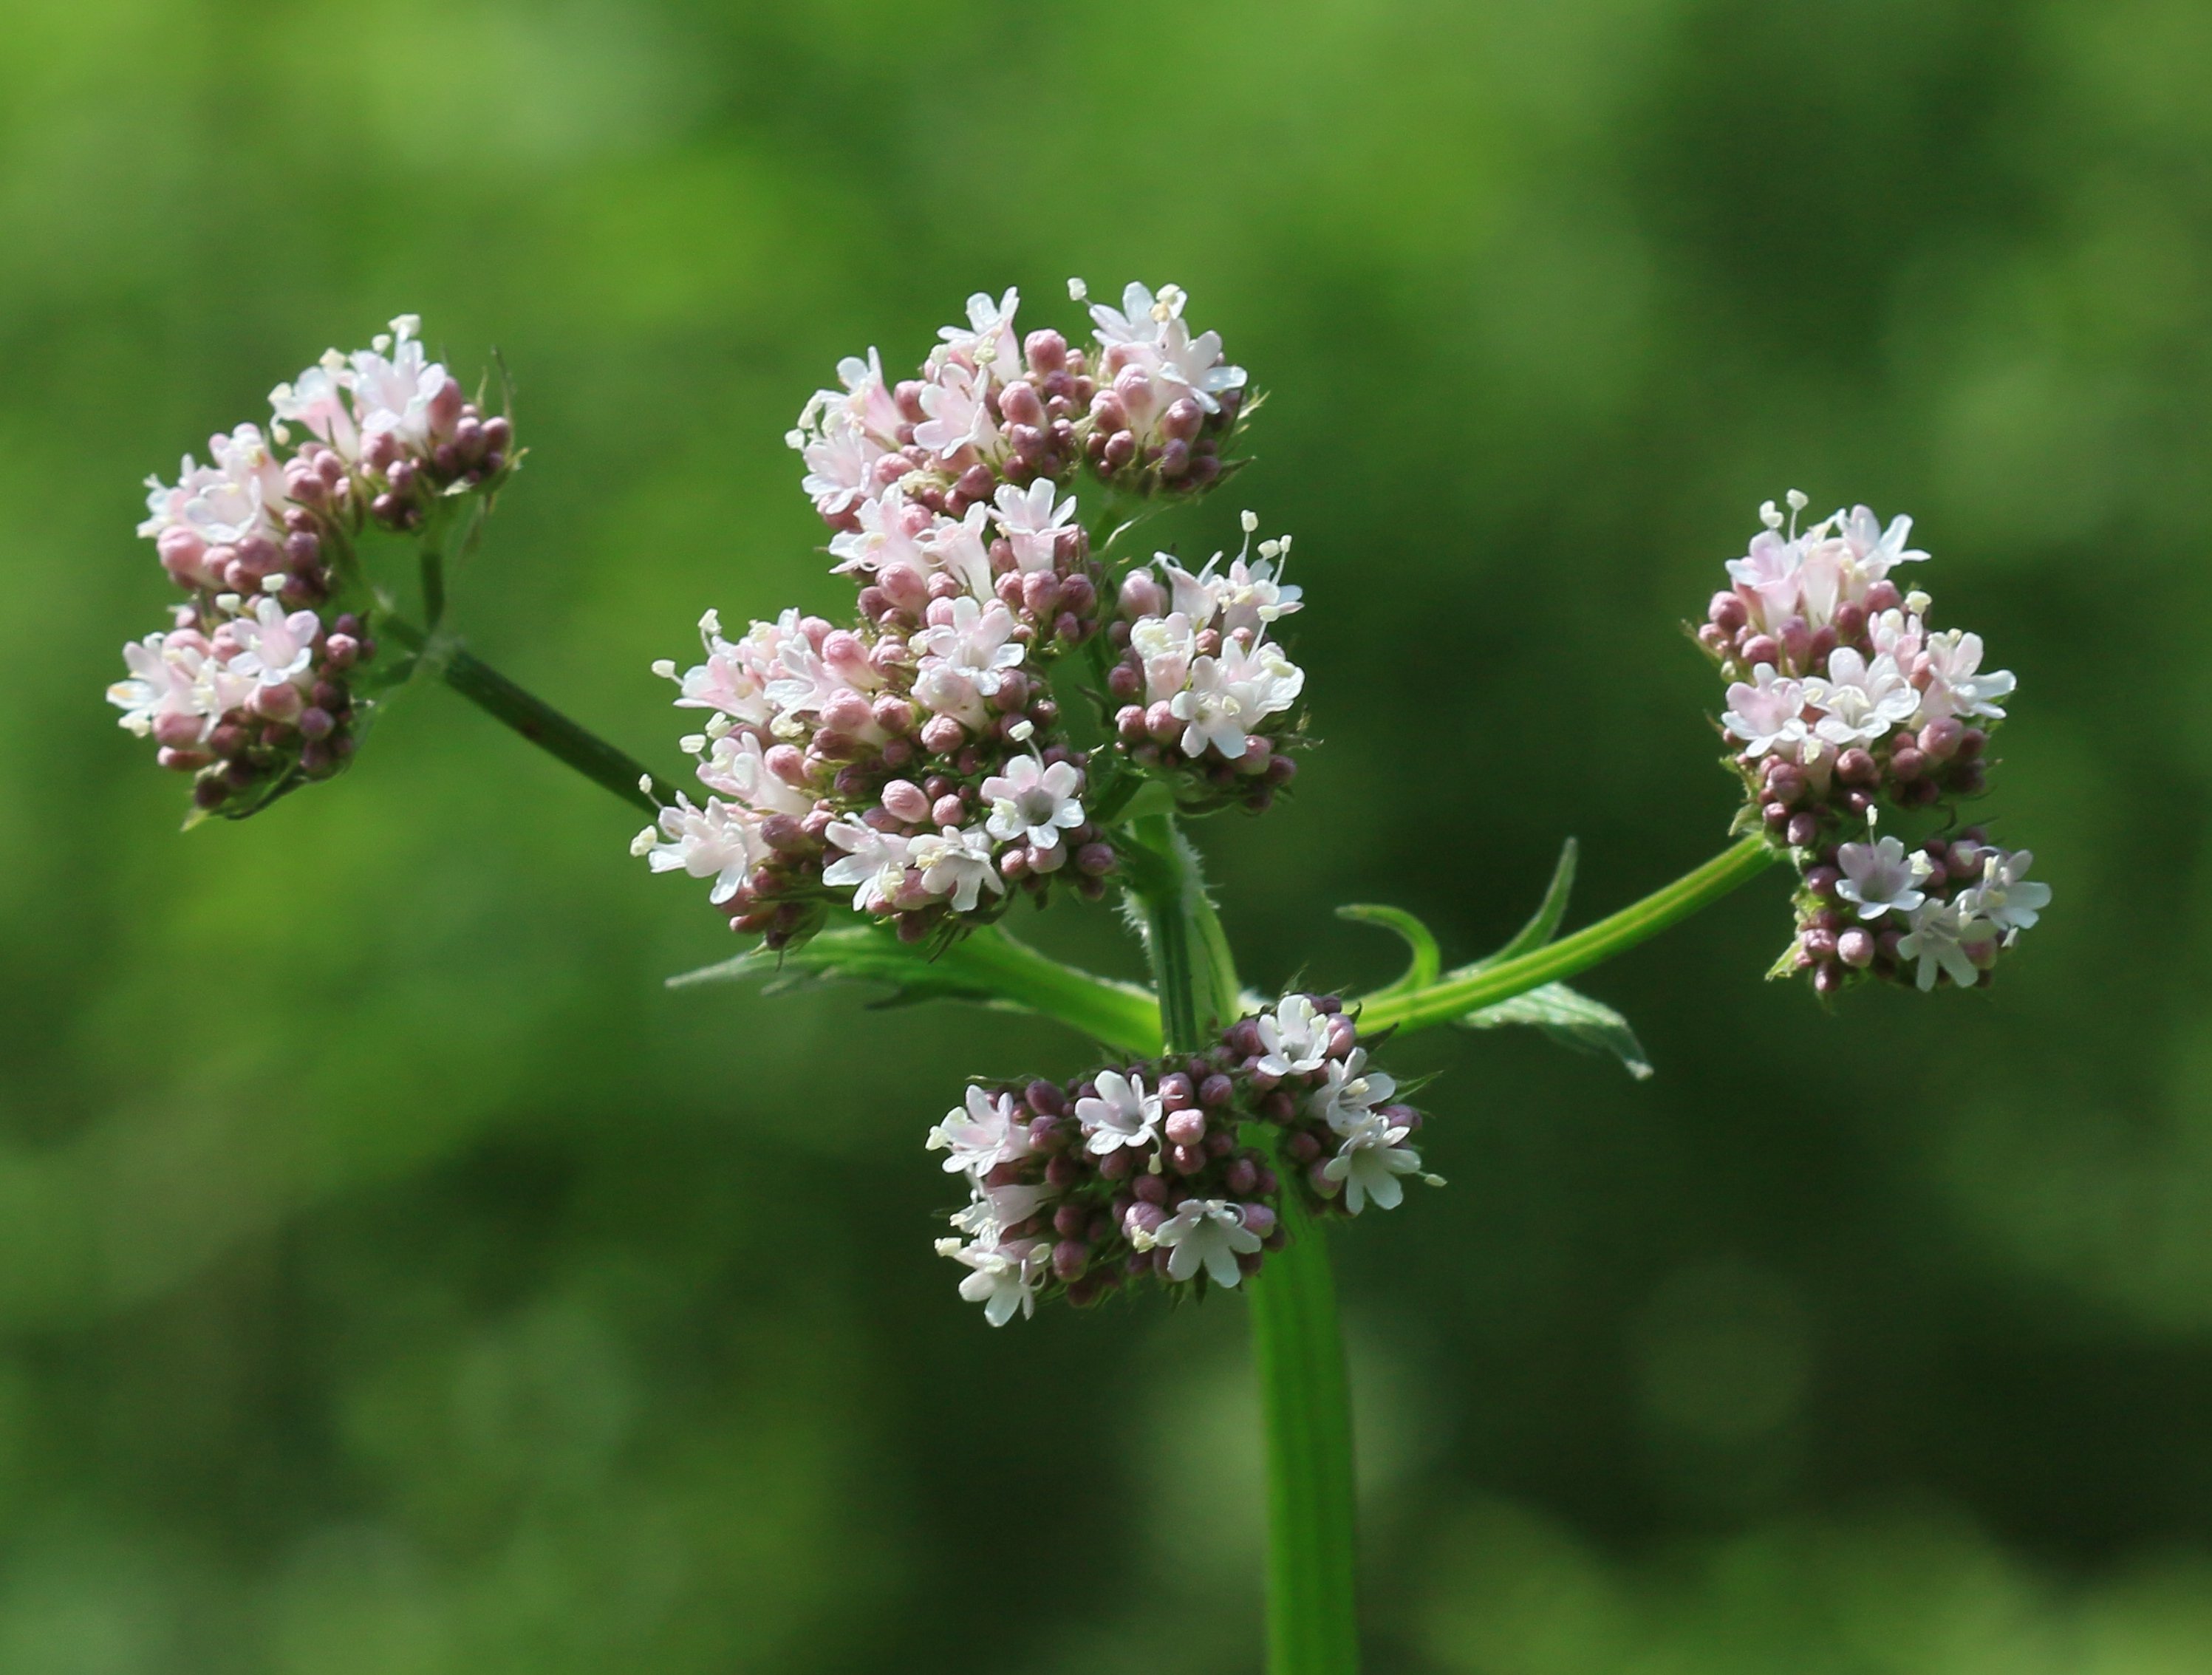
[5,0,2208,1668]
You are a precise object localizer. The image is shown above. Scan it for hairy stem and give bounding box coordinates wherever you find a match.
[1122,813,1361,1675]
[382,617,677,815]
[1356,835,1781,1035]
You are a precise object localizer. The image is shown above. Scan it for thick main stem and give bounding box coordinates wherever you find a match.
[1124,813,1361,1675]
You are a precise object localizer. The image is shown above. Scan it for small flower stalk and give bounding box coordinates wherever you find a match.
[930,993,1434,1325]
[110,316,513,817]
[639,282,1300,946]
[1698,492,2052,993]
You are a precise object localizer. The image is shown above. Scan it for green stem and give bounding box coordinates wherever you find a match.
[381,617,677,816]
[1122,813,1361,1675]
[1356,835,1781,1036]
[942,926,1163,1057]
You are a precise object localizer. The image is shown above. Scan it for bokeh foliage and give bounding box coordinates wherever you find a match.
[4,0,2209,1668]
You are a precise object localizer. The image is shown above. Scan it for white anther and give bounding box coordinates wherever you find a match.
[1905,590,1932,616]
[629,827,657,856]
[1760,501,1785,530]
[651,658,677,679]
[1240,509,1259,533]
[1786,488,1809,512]
[1066,276,1088,301]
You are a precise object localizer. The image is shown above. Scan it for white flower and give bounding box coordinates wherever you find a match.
[1805,648,1918,747]
[827,485,932,579]
[108,631,230,740]
[347,315,457,453]
[909,825,1006,913]
[1960,849,2050,940]
[981,754,1085,850]
[1917,629,2015,722]
[938,1235,1042,1327]
[1838,505,1928,583]
[139,424,291,561]
[1321,1111,1425,1213]
[222,596,321,688]
[1161,550,1303,640]
[917,502,996,598]
[1170,639,1303,760]
[912,360,999,460]
[1255,995,1331,1077]
[1076,1070,1162,1155]
[936,287,1020,372]
[1130,612,1199,702]
[1307,1048,1398,1133]
[793,409,886,519]
[667,608,807,728]
[1089,281,1183,348]
[270,354,361,460]
[1896,898,2001,991]
[951,1181,1054,1241]
[694,731,812,817]
[918,597,1025,697]
[1834,833,1931,919]
[794,347,901,448]
[1153,1198,1262,1287]
[1720,664,1809,757]
[640,794,759,905]
[991,480,1078,575]
[821,822,912,913]
[1153,315,1246,415]
[926,1085,1034,1176]
[1724,528,1805,631]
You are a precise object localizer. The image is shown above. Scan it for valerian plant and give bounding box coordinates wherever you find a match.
[109,287,2050,1675]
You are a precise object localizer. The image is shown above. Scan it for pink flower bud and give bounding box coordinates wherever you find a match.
[881,779,930,822]
[920,714,966,754]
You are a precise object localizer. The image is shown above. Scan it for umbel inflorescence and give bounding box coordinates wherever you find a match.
[109,317,513,818]
[106,299,2056,1344]
[1699,493,2051,995]
[931,993,1434,1324]
[633,282,1305,951]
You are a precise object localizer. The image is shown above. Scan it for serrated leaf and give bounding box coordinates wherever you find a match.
[1459,980,1653,1079]
[1487,837,1578,963]
[1336,903,1441,1000]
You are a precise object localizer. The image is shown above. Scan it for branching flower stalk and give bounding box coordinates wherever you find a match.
[109,297,2055,1675]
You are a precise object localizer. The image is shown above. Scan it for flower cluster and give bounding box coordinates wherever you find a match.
[929,993,1435,1325]
[640,282,1284,946]
[110,315,511,814]
[1107,513,1307,811]
[1696,493,2050,992]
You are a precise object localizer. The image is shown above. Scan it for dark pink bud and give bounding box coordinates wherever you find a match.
[1169,1144,1206,1176]
[1075,842,1117,877]
[1863,579,1902,613]
[1785,812,1820,848]
[1918,717,1963,761]
[1805,864,1841,898]
[1240,1204,1277,1239]
[1053,1241,1090,1283]
[1837,927,1876,969]
[1145,702,1180,744]
[1133,1173,1169,1206]
[1888,746,1926,782]
[1708,591,1749,633]
[1741,633,1781,668]
[1832,600,1867,641]
[1836,747,1878,786]
[920,715,966,754]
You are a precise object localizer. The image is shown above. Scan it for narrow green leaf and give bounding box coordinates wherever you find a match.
[1335,903,1441,1000]
[1489,836,1578,963]
[1460,979,1653,1079]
